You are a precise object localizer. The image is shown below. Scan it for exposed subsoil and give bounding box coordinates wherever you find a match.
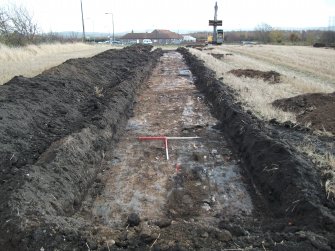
[0,45,335,251]
[228,69,281,83]
[73,52,258,250]
[273,92,335,134]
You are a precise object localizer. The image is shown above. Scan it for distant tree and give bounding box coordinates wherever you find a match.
[320,31,335,45]
[305,31,318,45]
[255,23,272,43]
[289,33,300,44]
[270,30,284,43]
[0,5,38,45]
[0,8,8,31]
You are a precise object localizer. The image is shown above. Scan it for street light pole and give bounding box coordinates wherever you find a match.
[80,0,86,42]
[105,12,114,42]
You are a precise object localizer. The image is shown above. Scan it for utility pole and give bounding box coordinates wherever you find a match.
[105,12,114,42]
[80,0,86,42]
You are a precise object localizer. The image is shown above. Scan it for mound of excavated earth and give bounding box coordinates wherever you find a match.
[228,69,281,83]
[273,92,335,134]
[178,47,335,250]
[1,45,335,250]
[0,45,162,250]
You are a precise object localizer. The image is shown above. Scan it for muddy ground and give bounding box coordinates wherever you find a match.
[0,45,335,250]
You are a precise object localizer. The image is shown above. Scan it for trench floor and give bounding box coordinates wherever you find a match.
[78,51,254,245]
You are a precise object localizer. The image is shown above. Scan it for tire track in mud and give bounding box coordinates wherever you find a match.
[78,52,254,249]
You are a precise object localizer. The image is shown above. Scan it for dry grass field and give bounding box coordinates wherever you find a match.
[190,45,335,123]
[0,43,114,85]
[190,44,335,186]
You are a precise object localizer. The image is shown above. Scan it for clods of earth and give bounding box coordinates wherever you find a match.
[228,69,281,83]
[0,45,334,250]
[273,92,335,134]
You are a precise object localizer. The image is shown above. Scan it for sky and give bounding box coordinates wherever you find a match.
[0,0,334,34]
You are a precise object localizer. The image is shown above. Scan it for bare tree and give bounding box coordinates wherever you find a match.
[9,5,38,43]
[0,9,9,34]
[255,23,272,43]
[321,31,335,45]
[289,33,300,44]
[270,30,284,43]
[0,5,38,45]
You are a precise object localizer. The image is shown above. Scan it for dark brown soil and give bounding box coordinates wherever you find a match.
[210,53,224,59]
[273,92,335,134]
[1,45,335,251]
[178,47,335,250]
[0,45,163,250]
[185,44,206,51]
[229,68,281,83]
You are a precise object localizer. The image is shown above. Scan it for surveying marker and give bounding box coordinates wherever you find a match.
[138,136,201,160]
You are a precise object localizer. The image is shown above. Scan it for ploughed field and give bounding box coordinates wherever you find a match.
[0,45,334,250]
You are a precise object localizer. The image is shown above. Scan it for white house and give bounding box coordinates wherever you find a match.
[183,35,196,43]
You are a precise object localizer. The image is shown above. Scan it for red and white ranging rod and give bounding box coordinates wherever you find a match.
[138,136,200,160]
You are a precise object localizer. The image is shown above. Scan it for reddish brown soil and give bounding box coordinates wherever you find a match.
[273,92,335,134]
[229,69,281,83]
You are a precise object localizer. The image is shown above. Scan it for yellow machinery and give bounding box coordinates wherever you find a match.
[207,35,213,44]
[207,30,224,45]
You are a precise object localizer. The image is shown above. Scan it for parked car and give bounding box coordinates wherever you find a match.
[111,40,122,45]
[143,39,153,45]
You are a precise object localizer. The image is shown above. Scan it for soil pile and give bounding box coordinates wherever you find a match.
[273,92,335,134]
[229,68,281,83]
[210,53,224,59]
[0,45,162,250]
[178,47,335,250]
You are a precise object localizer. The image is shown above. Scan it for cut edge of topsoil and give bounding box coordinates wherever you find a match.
[272,92,335,201]
[178,47,335,234]
[0,45,163,250]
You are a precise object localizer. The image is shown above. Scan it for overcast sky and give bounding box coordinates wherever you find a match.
[1,0,335,33]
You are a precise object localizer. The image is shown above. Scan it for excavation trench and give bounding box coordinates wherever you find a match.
[2,47,333,250]
[77,52,254,247]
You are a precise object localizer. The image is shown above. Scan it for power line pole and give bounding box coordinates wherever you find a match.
[105,12,114,43]
[80,0,86,42]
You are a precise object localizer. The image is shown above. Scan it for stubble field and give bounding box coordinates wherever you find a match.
[0,42,113,85]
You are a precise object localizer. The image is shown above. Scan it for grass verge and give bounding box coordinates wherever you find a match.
[0,42,115,85]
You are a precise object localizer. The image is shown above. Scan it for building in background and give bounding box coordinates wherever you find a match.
[121,29,184,44]
[183,35,196,43]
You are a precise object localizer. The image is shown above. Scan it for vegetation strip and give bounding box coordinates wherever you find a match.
[177,47,335,231]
